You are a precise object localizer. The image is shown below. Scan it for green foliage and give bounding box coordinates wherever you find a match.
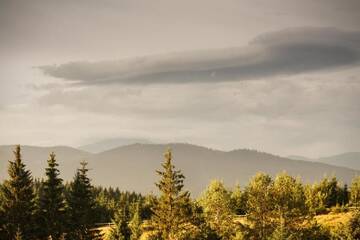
[199,180,237,240]
[338,184,350,206]
[350,176,360,207]
[0,145,36,240]
[39,152,66,240]
[66,161,101,240]
[129,203,143,240]
[272,173,308,234]
[108,207,130,240]
[2,146,360,240]
[230,184,247,215]
[150,149,194,240]
[245,173,274,239]
[305,176,344,214]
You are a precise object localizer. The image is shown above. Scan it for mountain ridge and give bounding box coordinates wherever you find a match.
[288,152,360,170]
[1,143,359,195]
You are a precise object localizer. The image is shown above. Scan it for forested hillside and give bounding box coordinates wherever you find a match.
[1,145,360,239]
[1,144,358,195]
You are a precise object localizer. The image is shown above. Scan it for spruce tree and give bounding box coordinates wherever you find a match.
[108,207,129,240]
[40,152,66,240]
[66,161,100,240]
[150,149,192,240]
[0,145,36,240]
[129,202,142,240]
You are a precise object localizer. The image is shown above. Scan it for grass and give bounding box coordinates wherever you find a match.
[315,211,353,228]
[96,210,356,239]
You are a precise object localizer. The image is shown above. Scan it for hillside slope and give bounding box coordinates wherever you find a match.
[318,152,360,170]
[1,144,358,196]
[0,145,90,181]
[87,143,359,195]
[288,152,360,170]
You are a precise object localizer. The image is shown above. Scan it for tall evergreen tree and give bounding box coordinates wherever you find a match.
[108,207,129,240]
[150,149,193,240]
[0,145,36,240]
[129,202,143,240]
[39,152,66,240]
[66,161,100,240]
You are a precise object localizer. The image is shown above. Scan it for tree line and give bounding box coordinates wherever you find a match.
[1,145,360,239]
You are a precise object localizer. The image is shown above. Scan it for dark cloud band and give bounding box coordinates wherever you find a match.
[39,27,360,85]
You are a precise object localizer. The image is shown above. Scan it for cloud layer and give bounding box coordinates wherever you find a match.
[39,27,360,85]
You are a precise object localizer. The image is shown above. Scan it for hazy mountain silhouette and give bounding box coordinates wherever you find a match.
[78,138,151,153]
[288,152,360,170]
[1,143,359,195]
[287,155,313,161]
[0,145,90,181]
[317,152,360,170]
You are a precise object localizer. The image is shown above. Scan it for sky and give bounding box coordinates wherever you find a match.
[0,0,359,158]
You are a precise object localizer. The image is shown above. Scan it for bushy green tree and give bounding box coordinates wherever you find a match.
[66,161,100,240]
[0,145,36,240]
[338,184,350,206]
[245,173,274,240]
[272,173,308,236]
[39,152,66,239]
[305,184,326,214]
[305,176,341,213]
[319,177,341,208]
[199,180,237,239]
[129,202,143,240]
[150,149,193,240]
[108,207,129,240]
[350,176,360,207]
[230,184,247,215]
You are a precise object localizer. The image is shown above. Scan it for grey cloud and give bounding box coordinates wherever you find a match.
[39,27,360,85]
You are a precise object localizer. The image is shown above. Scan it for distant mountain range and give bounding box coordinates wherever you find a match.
[78,138,151,153]
[1,143,359,196]
[288,152,360,170]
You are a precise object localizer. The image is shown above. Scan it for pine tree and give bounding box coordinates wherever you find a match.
[150,149,192,240]
[0,192,5,239]
[0,145,36,240]
[129,202,142,240]
[39,152,66,240]
[66,161,100,240]
[108,207,129,240]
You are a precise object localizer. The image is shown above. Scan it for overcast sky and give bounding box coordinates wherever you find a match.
[0,0,359,158]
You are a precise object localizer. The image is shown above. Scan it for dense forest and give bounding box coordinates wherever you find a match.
[1,145,360,240]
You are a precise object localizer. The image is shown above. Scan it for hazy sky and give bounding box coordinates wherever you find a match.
[0,0,359,158]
